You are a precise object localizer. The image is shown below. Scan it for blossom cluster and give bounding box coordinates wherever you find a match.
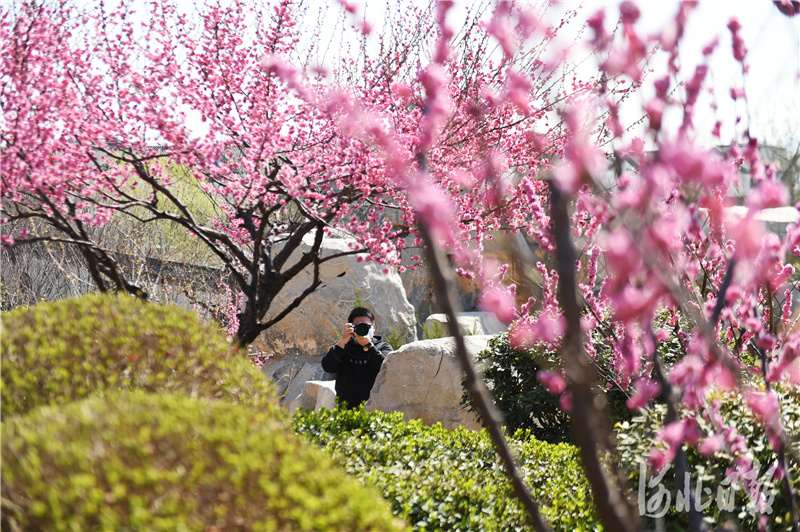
[2,0,797,529]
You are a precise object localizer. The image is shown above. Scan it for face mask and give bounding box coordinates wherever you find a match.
[367,326,374,340]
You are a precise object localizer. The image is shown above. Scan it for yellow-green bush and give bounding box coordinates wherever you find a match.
[1,391,405,531]
[294,407,600,531]
[1,294,278,416]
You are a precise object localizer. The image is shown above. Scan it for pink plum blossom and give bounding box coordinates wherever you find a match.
[745,389,781,424]
[478,287,517,324]
[537,370,567,395]
[626,378,661,412]
[698,434,725,456]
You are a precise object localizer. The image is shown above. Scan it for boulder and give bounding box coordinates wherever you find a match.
[366,336,492,431]
[286,380,337,413]
[423,312,507,339]
[397,246,480,338]
[278,362,330,411]
[255,233,416,360]
[397,231,542,338]
[256,233,417,402]
[260,358,333,405]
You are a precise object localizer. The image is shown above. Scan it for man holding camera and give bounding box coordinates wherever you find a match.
[321,307,393,409]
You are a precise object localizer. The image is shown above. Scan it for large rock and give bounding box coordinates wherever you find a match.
[397,231,542,338]
[286,380,337,413]
[366,336,492,431]
[398,245,480,338]
[274,361,329,410]
[423,312,507,339]
[256,234,416,358]
[256,233,417,401]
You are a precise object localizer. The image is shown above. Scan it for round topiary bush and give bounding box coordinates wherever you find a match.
[1,294,279,417]
[1,391,405,532]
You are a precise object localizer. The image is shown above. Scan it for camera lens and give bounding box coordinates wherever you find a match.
[353,323,371,336]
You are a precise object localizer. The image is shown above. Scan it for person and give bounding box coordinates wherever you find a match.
[321,307,393,409]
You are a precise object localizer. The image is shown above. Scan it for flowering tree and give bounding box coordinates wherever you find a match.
[1,0,598,345]
[3,0,799,531]
[266,1,800,531]
[2,0,404,344]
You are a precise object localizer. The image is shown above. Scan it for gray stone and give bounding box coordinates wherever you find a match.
[397,246,480,339]
[295,380,337,412]
[306,381,336,410]
[281,362,329,411]
[260,359,301,398]
[254,233,416,361]
[366,336,492,431]
[397,231,543,338]
[261,359,332,402]
[423,312,507,338]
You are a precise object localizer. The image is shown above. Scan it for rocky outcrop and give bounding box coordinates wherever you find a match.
[423,312,507,339]
[366,336,492,431]
[397,231,541,338]
[397,246,480,339]
[257,233,417,402]
[286,380,337,413]
[264,360,330,411]
[255,234,416,361]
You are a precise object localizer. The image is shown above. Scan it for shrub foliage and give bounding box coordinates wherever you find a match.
[615,387,800,532]
[1,391,404,532]
[293,406,600,532]
[463,332,631,443]
[1,294,279,416]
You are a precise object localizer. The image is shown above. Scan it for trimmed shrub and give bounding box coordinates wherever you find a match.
[462,332,631,443]
[615,387,800,531]
[1,294,279,416]
[464,333,569,443]
[1,391,405,532]
[293,406,600,532]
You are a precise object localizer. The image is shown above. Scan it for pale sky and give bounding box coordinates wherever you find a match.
[297,0,799,147]
[489,0,799,147]
[590,0,800,146]
[10,0,791,147]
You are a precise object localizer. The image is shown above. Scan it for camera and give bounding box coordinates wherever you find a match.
[353,322,371,337]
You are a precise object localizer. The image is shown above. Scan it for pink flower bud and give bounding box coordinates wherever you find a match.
[698,434,724,456]
[537,370,567,395]
[746,390,781,423]
[727,17,748,62]
[478,287,517,324]
[626,378,661,412]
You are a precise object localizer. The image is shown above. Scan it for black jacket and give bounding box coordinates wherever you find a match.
[321,336,393,408]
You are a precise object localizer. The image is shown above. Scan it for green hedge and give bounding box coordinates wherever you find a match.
[463,333,570,442]
[293,406,600,532]
[615,387,800,531]
[1,391,404,532]
[1,294,279,416]
[463,332,631,443]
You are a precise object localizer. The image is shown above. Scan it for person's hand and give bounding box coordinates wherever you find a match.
[353,331,371,347]
[352,322,373,347]
[337,323,355,349]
